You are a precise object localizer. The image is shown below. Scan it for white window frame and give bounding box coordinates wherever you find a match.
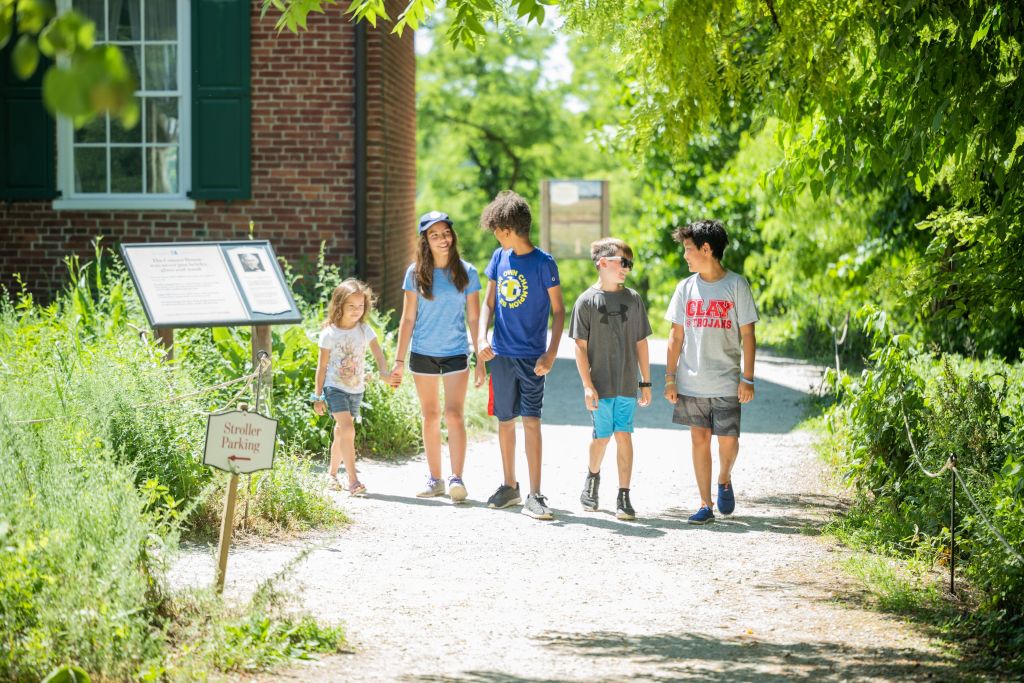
[54,0,194,211]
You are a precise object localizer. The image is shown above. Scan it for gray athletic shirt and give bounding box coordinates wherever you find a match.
[664,271,759,398]
[569,286,653,399]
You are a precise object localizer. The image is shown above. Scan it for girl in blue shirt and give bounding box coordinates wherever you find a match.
[391,212,485,501]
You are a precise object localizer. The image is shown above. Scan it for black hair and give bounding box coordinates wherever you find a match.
[673,219,729,260]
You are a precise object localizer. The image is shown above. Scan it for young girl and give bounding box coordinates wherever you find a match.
[313,279,394,495]
[391,211,485,501]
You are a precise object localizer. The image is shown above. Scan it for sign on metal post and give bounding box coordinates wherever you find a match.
[540,179,610,259]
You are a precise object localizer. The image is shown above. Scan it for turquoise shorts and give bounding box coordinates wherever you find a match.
[591,396,637,439]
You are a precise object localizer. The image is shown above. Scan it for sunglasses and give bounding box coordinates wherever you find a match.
[605,256,634,270]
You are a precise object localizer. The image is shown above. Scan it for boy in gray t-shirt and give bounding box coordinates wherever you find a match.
[569,238,653,520]
[663,219,759,525]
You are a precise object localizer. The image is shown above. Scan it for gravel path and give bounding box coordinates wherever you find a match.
[171,341,967,681]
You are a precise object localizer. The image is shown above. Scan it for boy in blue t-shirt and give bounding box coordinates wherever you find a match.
[477,190,565,520]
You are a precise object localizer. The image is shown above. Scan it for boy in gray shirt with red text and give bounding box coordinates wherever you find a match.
[570,238,653,520]
[664,220,759,525]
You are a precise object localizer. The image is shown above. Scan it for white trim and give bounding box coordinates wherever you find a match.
[54,0,193,209]
[53,198,197,211]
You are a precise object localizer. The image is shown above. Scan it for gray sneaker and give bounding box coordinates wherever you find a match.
[522,493,554,520]
[416,476,445,498]
[448,475,468,503]
[486,482,521,509]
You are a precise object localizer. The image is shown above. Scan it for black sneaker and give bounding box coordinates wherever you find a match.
[522,493,554,520]
[580,471,600,511]
[616,489,636,520]
[486,482,521,509]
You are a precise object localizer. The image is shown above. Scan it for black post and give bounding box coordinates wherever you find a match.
[950,455,957,596]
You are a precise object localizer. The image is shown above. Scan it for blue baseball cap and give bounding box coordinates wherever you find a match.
[418,211,453,234]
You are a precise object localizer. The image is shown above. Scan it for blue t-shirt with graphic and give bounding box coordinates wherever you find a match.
[403,261,481,357]
[484,247,560,358]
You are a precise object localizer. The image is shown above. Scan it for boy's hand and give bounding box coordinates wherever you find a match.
[473,362,486,388]
[639,386,651,407]
[583,386,598,411]
[313,399,326,416]
[738,382,755,404]
[534,352,555,376]
[478,339,495,362]
[663,382,678,404]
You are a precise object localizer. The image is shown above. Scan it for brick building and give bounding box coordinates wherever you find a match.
[0,0,416,312]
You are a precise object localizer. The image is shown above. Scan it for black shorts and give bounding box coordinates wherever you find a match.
[409,352,469,375]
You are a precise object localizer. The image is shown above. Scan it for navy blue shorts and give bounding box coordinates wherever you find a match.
[487,355,545,421]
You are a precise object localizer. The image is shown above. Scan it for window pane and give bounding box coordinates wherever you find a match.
[146,98,178,144]
[147,146,178,193]
[144,45,177,91]
[73,0,106,41]
[145,1,176,40]
[111,147,142,193]
[109,0,141,41]
[74,147,107,192]
[74,115,106,144]
[112,102,142,143]
[118,44,141,89]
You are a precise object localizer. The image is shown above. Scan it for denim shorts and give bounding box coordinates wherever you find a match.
[591,396,637,439]
[672,394,740,436]
[324,386,363,419]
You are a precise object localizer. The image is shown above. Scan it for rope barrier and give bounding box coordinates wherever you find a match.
[13,355,271,426]
[900,402,1024,568]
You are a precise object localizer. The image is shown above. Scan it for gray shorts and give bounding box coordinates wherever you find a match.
[672,395,741,436]
[324,386,363,419]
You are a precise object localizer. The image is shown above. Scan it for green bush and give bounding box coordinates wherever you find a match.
[825,308,1024,668]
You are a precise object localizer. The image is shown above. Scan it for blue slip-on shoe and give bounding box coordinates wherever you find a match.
[717,481,735,516]
[687,505,715,525]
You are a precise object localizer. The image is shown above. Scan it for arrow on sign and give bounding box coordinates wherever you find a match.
[228,455,251,462]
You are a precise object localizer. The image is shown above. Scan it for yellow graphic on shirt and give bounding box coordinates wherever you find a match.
[498,269,529,309]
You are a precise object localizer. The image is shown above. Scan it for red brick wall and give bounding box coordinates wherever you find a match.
[0,5,415,316]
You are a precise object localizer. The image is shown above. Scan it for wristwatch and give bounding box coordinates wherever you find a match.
[638,381,652,388]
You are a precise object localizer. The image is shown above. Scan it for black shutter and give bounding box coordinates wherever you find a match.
[0,41,57,201]
[190,0,251,200]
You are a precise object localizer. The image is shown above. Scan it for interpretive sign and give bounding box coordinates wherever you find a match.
[540,179,610,259]
[119,241,302,327]
[203,410,278,474]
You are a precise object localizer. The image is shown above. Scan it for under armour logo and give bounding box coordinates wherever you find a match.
[597,304,629,324]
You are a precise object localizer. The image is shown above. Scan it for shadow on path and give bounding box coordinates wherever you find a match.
[540,358,818,434]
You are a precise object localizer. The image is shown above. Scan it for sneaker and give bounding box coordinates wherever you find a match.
[325,473,343,491]
[717,481,736,515]
[486,483,521,509]
[416,477,446,498]
[522,493,554,520]
[448,475,468,503]
[616,489,636,521]
[347,480,367,497]
[687,505,715,525]
[580,471,600,511]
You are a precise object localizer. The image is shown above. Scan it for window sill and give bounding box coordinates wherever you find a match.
[52,197,197,211]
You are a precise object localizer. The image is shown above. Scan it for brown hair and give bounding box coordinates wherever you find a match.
[590,237,633,267]
[479,190,532,236]
[415,222,469,299]
[672,219,729,260]
[324,278,374,328]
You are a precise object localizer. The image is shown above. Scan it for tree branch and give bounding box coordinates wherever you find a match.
[764,0,781,31]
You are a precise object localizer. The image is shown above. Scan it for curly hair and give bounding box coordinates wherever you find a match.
[590,237,633,267]
[673,219,729,260]
[415,222,469,299]
[324,278,374,328]
[480,190,532,236]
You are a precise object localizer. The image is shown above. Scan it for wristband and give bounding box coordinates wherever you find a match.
[310,392,325,402]
[638,381,652,388]
[395,360,404,364]
[740,377,755,385]
[665,379,676,385]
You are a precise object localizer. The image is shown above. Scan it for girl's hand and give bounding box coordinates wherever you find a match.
[313,399,326,416]
[473,361,486,388]
[389,362,405,387]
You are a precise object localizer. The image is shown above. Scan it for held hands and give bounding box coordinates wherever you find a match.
[583,386,599,411]
[639,386,652,407]
[477,339,495,362]
[738,381,755,404]
[534,351,554,377]
[388,362,405,388]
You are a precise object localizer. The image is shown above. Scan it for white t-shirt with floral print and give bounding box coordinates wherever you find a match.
[318,323,377,394]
